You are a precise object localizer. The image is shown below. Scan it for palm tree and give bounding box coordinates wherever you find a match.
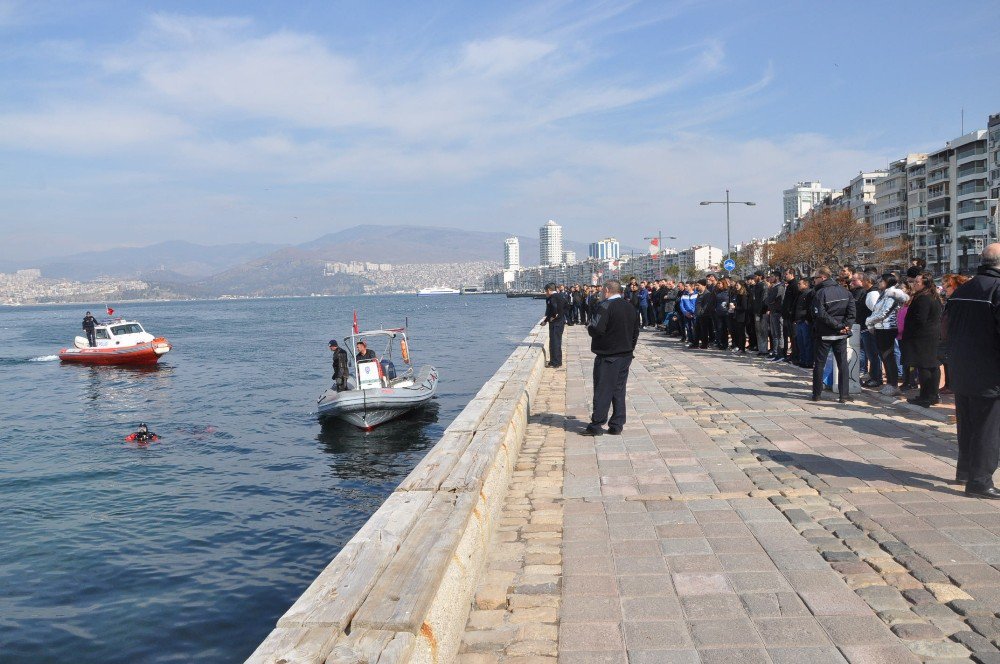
[931,226,947,276]
[959,236,973,274]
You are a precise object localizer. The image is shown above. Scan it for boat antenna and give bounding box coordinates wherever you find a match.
[405,316,409,330]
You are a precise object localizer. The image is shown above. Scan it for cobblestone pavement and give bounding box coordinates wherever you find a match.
[462,326,1000,664]
[458,363,566,664]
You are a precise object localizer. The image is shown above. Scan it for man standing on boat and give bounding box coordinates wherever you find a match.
[329,340,350,391]
[584,279,640,436]
[82,311,99,347]
[541,282,567,368]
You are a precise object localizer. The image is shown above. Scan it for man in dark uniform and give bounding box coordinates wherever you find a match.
[810,266,856,403]
[355,341,377,362]
[541,282,567,368]
[584,279,640,436]
[947,243,1000,499]
[329,339,350,391]
[82,311,99,347]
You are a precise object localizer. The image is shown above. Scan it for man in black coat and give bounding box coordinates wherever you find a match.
[946,244,1000,499]
[329,340,350,391]
[584,279,640,436]
[810,266,856,403]
[541,282,567,368]
[750,271,768,354]
[82,311,99,347]
[780,268,799,362]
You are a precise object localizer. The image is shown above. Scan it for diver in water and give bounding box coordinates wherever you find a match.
[125,423,159,443]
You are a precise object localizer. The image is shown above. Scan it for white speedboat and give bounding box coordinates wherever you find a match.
[417,286,460,295]
[58,318,171,366]
[317,327,438,429]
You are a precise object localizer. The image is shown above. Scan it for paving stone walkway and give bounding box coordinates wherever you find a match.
[462,326,1000,664]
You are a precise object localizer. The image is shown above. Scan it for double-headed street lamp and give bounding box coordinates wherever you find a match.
[699,189,756,264]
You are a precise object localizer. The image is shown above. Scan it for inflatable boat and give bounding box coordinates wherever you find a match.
[317,327,437,429]
[59,319,172,366]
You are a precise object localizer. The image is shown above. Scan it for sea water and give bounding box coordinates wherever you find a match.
[0,295,540,662]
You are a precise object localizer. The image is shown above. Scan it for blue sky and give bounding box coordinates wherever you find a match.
[2,0,999,264]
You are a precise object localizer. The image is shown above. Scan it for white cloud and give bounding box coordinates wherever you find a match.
[0,105,190,153]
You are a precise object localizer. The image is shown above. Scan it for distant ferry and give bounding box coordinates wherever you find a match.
[417,287,461,296]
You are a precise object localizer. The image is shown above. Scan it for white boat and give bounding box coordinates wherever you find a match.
[317,327,438,429]
[58,318,172,366]
[417,286,460,295]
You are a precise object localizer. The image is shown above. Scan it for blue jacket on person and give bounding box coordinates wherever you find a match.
[638,288,649,307]
[680,290,697,317]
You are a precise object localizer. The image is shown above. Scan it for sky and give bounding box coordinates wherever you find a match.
[2,0,1000,265]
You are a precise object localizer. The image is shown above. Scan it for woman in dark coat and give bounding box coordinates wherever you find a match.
[901,271,943,407]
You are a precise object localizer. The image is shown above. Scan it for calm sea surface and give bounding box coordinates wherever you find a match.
[0,295,539,662]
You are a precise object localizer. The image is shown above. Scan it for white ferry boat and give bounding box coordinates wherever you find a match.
[417,286,461,296]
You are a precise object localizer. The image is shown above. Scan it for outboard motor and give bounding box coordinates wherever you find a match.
[380,359,397,380]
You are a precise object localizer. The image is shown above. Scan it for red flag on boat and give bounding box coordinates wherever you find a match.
[107,306,115,316]
[352,310,359,334]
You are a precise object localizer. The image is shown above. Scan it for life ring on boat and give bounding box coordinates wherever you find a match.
[401,339,410,364]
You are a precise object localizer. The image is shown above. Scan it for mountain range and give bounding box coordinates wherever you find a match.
[14,225,636,298]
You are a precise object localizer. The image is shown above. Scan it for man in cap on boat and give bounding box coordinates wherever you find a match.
[541,282,567,368]
[329,339,350,391]
[82,311,99,347]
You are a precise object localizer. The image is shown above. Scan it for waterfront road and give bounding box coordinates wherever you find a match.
[459,325,1000,664]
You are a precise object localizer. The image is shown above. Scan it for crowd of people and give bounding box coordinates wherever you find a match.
[539,244,1000,500]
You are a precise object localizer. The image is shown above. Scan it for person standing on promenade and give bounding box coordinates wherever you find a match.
[901,271,943,408]
[793,277,814,368]
[866,274,909,396]
[946,244,1000,499]
[584,279,640,436]
[780,268,799,363]
[810,266,856,403]
[766,271,786,361]
[541,282,567,368]
[750,271,769,355]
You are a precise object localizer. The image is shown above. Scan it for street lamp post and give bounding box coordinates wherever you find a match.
[700,190,756,268]
[643,232,677,278]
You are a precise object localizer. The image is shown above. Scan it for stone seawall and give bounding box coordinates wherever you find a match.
[247,325,547,664]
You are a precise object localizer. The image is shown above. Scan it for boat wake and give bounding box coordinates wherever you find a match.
[29,355,60,362]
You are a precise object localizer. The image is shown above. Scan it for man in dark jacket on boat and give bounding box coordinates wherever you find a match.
[329,340,350,391]
[355,341,377,363]
[584,279,640,436]
[541,282,567,368]
[82,311,99,347]
[946,243,1000,499]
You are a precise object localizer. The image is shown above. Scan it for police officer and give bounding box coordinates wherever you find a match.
[810,266,856,403]
[541,282,567,368]
[82,311,99,347]
[584,279,640,435]
[329,339,350,391]
[947,243,1000,499]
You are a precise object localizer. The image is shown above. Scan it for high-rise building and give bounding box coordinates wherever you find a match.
[953,130,990,271]
[562,250,576,265]
[588,238,620,260]
[874,155,925,243]
[677,245,723,277]
[782,181,831,235]
[539,220,563,266]
[846,170,887,225]
[503,237,520,270]
[988,114,1000,238]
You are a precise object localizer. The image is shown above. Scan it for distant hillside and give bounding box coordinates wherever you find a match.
[32,240,286,281]
[193,248,370,297]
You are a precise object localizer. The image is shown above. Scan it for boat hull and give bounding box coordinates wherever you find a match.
[59,338,171,366]
[317,365,438,429]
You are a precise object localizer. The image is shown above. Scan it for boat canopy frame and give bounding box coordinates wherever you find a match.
[344,327,413,388]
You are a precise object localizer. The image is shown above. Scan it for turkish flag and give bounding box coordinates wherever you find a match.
[107,306,114,316]
[352,310,359,334]
[648,238,659,255]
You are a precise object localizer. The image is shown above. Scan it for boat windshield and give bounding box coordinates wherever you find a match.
[111,323,144,335]
[95,328,110,340]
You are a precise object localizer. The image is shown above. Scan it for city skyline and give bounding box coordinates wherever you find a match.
[3,1,1000,264]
